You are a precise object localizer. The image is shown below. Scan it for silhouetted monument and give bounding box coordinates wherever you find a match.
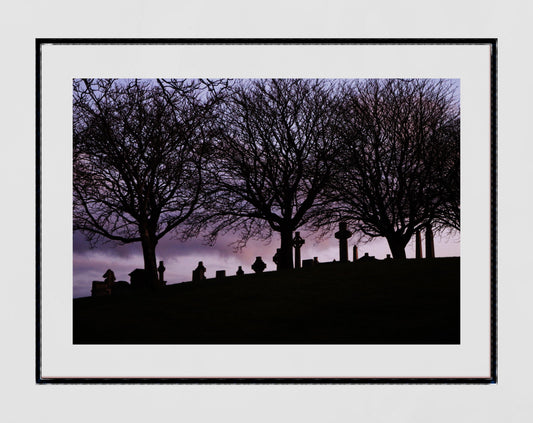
[252,256,267,273]
[216,270,226,280]
[192,261,206,282]
[334,222,352,262]
[158,261,166,284]
[129,268,149,289]
[353,245,358,262]
[302,259,314,268]
[91,269,115,296]
[292,232,305,269]
[415,230,423,258]
[385,254,392,260]
[272,248,281,271]
[236,266,244,276]
[104,269,115,285]
[359,252,376,261]
[425,224,435,258]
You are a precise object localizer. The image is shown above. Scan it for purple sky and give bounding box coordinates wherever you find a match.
[73,78,461,298]
[73,229,459,298]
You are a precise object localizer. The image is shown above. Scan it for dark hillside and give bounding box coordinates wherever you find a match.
[73,257,460,344]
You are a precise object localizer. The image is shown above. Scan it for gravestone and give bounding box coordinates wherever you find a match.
[252,256,267,273]
[334,222,352,262]
[103,269,115,285]
[91,281,110,297]
[302,259,314,269]
[358,252,376,261]
[157,260,166,285]
[111,280,131,296]
[129,268,149,289]
[292,232,305,269]
[236,266,244,276]
[192,261,206,282]
[91,269,115,297]
[353,245,358,262]
[216,270,226,280]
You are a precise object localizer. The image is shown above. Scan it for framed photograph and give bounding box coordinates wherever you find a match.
[37,39,496,383]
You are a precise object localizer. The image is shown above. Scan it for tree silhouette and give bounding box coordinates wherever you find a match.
[190,79,342,270]
[432,115,460,232]
[316,79,460,258]
[73,79,220,286]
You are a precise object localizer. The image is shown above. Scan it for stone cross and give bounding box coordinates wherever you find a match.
[157,260,166,282]
[292,232,305,269]
[415,230,423,258]
[425,224,435,258]
[334,222,352,262]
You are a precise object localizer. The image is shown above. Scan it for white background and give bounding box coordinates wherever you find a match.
[41,44,489,379]
[1,0,531,422]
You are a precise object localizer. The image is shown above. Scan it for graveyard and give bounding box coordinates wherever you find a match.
[72,79,461,345]
[73,254,460,345]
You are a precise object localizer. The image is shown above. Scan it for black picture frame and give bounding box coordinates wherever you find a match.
[36,38,497,384]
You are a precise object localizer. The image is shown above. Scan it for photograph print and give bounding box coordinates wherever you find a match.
[72,77,461,345]
[38,41,494,381]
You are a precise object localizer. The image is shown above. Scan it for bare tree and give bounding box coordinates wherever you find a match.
[432,115,460,232]
[316,79,460,258]
[73,78,220,286]
[191,79,342,270]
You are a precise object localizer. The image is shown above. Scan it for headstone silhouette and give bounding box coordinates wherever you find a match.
[353,245,358,262]
[292,232,305,269]
[334,222,352,262]
[359,252,376,261]
[157,260,166,284]
[216,270,226,279]
[103,269,116,286]
[252,256,267,273]
[236,266,244,276]
[129,268,149,289]
[91,269,115,296]
[302,259,314,269]
[192,261,206,282]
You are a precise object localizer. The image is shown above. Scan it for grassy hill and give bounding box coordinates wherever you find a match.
[73,257,460,344]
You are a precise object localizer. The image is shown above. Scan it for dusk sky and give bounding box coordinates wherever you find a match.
[73,229,460,298]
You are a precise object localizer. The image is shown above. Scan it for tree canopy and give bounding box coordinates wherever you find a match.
[73,78,221,285]
[73,78,460,284]
[314,79,460,258]
[188,79,343,269]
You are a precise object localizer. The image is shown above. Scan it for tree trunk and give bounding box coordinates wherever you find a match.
[425,224,435,258]
[386,233,409,259]
[140,229,159,289]
[278,228,294,270]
